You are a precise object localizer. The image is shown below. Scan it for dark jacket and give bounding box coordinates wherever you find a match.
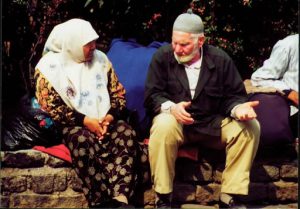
[144,43,247,137]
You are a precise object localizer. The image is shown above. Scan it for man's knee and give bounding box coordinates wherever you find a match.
[224,118,260,145]
[149,113,182,146]
[239,119,261,144]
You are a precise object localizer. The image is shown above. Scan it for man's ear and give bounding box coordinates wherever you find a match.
[198,36,205,47]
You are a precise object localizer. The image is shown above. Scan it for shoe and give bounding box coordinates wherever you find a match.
[155,192,172,208]
[219,193,247,209]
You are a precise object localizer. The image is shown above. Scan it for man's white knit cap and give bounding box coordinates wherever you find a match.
[173,9,204,34]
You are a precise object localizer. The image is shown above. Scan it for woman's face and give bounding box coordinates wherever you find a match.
[83,40,96,62]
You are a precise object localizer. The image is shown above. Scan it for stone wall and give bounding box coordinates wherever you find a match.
[0,150,87,208]
[0,144,298,208]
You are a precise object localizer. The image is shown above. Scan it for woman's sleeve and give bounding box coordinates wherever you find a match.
[34,69,85,126]
[106,64,126,118]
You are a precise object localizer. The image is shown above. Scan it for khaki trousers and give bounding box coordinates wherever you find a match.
[148,113,260,195]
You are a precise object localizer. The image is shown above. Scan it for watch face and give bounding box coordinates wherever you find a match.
[283,89,292,97]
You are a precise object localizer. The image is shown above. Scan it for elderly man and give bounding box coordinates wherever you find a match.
[144,10,260,208]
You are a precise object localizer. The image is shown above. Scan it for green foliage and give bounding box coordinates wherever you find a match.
[2,0,298,103]
[79,0,298,78]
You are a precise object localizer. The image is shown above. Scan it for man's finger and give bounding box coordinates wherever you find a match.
[248,100,259,107]
[182,101,192,108]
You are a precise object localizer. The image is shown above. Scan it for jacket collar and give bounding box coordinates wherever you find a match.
[193,45,216,99]
[171,44,216,99]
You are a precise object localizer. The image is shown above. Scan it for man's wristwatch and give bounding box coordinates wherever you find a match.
[283,89,292,98]
[161,102,175,114]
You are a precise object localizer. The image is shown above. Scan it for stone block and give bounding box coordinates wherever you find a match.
[181,203,217,208]
[31,175,54,194]
[0,176,27,193]
[261,203,298,208]
[1,151,45,168]
[212,164,224,183]
[69,169,83,192]
[0,195,10,208]
[280,164,298,180]
[46,155,72,168]
[53,170,67,191]
[251,164,279,182]
[143,188,155,206]
[9,192,88,208]
[0,168,30,178]
[268,181,298,202]
[195,183,220,204]
[173,182,196,203]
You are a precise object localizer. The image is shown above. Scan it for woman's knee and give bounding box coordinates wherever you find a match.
[110,121,137,152]
[63,126,98,150]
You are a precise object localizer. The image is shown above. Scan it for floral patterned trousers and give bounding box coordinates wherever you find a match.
[62,120,149,207]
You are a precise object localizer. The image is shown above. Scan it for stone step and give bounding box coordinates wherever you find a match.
[0,146,298,208]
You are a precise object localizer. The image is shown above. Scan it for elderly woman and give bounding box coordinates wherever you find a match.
[34,18,148,208]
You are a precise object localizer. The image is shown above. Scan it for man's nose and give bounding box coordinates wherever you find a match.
[174,45,183,54]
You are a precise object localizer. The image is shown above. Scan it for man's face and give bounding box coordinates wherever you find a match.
[83,40,96,62]
[172,31,202,64]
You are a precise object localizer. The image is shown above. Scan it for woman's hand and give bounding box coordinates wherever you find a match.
[98,114,114,140]
[83,116,104,140]
[83,114,114,140]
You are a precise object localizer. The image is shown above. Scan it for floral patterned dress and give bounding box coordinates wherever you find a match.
[34,66,149,207]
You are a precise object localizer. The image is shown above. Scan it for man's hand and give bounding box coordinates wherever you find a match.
[170,101,194,125]
[235,101,259,121]
[287,90,299,106]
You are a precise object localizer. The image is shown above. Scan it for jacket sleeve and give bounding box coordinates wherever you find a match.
[221,55,247,115]
[34,69,85,127]
[106,63,127,118]
[144,48,172,116]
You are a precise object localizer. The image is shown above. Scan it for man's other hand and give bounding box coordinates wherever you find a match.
[235,101,259,121]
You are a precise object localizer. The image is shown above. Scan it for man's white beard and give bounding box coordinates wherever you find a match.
[174,45,199,64]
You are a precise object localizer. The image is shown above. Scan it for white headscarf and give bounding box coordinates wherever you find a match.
[36,18,111,119]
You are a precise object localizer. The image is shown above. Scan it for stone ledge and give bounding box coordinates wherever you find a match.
[0,144,298,208]
[1,190,87,208]
[1,150,71,168]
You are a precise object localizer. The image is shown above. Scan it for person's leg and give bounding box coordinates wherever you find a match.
[148,113,184,206]
[62,126,109,207]
[220,118,260,195]
[103,120,138,206]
